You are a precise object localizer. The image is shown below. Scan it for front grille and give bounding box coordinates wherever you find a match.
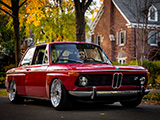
[75,73,147,87]
[75,74,113,86]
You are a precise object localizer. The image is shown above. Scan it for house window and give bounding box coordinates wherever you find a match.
[148,5,158,22]
[148,31,160,46]
[117,31,126,46]
[118,58,126,64]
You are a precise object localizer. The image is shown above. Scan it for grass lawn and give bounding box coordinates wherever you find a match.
[0,89,8,97]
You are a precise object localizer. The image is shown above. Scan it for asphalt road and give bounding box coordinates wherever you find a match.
[0,97,160,120]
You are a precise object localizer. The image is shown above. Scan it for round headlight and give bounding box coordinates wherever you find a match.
[79,76,88,86]
[140,77,146,85]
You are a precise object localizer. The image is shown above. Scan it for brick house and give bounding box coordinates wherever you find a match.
[91,0,160,64]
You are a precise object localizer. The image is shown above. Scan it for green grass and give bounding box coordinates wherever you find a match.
[0,89,8,97]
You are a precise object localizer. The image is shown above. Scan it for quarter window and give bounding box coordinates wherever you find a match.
[21,47,36,66]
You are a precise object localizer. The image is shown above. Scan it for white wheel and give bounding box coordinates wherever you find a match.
[9,81,23,103]
[50,79,62,107]
[9,81,16,102]
[50,79,71,110]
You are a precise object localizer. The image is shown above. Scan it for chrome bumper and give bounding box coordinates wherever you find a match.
[69,89,150,99]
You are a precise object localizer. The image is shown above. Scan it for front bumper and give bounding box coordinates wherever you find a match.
[69,89,150,99]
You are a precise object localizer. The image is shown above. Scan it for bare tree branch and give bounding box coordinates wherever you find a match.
[19,0,27,8]
[0,1,12,10]
[84,0,93,11]
[0,7,15,18]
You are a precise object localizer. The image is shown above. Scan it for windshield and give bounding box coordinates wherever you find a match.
[50,43,112,64]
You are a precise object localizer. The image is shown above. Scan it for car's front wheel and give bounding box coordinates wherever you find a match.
[120,97,142,108]
[50,79,71,110]
[9,80,23,103]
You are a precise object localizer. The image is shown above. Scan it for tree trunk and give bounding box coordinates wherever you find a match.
[74,0,93,42]
[12,1,21,66]
[75,12,85,42]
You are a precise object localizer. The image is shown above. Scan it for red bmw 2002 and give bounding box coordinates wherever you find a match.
[6,42,149,110]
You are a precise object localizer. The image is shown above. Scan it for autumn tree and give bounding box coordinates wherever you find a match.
[74,0,93,42]
[25,0,76,43]
[0,0,27,66]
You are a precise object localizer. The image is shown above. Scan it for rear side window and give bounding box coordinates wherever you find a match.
[21,47,36,66]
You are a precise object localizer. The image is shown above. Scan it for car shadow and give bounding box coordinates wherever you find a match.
[21,99,142,111]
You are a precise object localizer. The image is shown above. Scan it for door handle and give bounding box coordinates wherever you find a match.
[26,68,31,71]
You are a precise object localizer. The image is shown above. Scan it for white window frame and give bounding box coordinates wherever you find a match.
[148,31,159,46]
[117,31,126,46]
[148,5,158,22]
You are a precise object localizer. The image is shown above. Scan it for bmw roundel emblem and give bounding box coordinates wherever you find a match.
[115,67,119,70]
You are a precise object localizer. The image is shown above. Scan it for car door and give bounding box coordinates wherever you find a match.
[18,47,36,95]
[25,45,49,97]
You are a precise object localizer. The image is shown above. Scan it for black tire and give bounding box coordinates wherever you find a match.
[8,80,24,104]
[120,97,142,108]
[50,79,72,110]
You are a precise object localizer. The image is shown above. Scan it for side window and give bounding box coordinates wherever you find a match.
[32,45,47,65]
[148,31,159,46]
[44,49,49,64]
[21,47,36,66]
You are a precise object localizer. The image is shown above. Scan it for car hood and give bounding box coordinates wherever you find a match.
[48,63,147,72]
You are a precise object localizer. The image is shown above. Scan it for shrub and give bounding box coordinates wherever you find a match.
[0,64,16,88]
[4,64,16,72]
[129,60,160,86]
[0,76,5,88]
[0,72,6,88]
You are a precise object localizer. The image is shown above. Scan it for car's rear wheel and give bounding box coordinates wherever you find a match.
[9,80,23,103]
[50,79,71,110]
[120,97,142,108]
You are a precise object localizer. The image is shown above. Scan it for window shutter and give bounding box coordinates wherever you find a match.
[116,32,119,45]
[124,31,127,45]
[94,36,97,43]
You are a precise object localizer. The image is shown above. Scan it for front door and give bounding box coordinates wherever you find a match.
[24,45,49,97]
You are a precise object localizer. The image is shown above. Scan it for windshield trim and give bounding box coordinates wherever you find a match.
[50,43,112,65]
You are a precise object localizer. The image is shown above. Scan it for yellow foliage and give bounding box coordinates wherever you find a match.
[1,0,11,14]
[95,8,99,13]
[57,35,63,41]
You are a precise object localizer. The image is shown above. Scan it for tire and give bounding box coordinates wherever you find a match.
[9,80,24,104]
[120,97,142,108]
[50,79,71,110]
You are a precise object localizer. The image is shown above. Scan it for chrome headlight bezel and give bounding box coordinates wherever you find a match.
[139,77,146,85]
[78,76,88,87]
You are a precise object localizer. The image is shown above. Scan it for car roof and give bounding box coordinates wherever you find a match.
[35,41,98,47]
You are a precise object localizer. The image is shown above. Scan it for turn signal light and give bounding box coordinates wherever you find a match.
[68,72,79,76]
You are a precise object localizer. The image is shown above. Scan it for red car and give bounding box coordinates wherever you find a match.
[6,42,149,110]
